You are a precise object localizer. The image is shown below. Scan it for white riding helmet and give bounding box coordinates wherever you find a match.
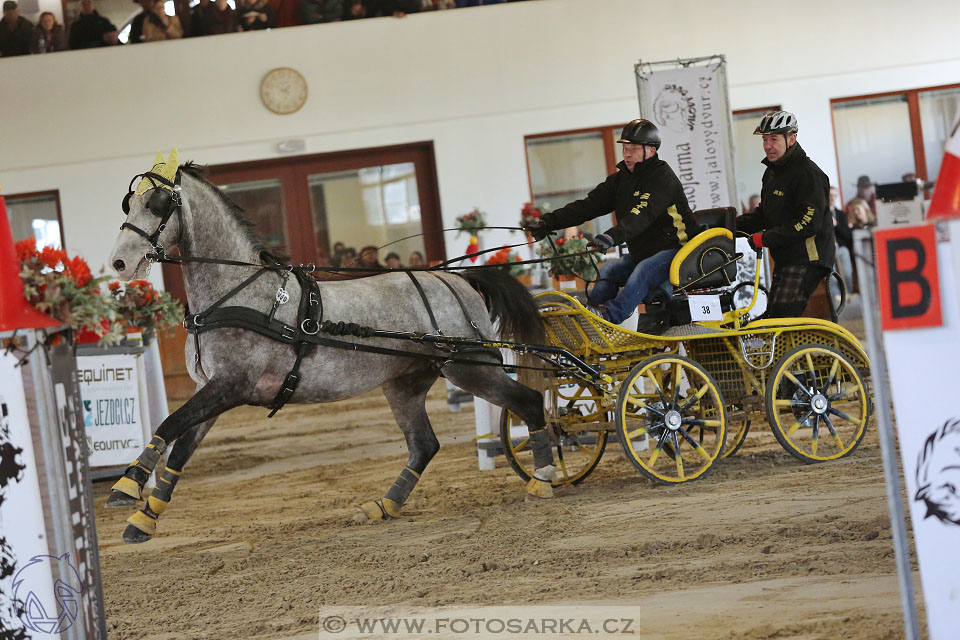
[754,110,798,135]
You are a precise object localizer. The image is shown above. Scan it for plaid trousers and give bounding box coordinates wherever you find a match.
[765,263,831,318]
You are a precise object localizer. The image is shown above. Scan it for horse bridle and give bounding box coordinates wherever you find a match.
[120,169,183,255]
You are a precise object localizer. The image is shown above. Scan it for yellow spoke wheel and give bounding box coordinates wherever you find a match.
[764,345,869,463]
[615,354,726,484]
[499,375,609,486]
[721,419,751,458]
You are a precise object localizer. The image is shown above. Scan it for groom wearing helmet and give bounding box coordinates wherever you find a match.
[524,118,695,325]
[737,110,834,318]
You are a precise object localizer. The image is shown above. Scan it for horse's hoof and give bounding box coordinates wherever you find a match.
[122,524,153,544]
[352,510,373,525]
[524,492,553,502]
[106,490,138,508]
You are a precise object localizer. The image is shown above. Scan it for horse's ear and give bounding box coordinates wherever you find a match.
[166,148,178,171]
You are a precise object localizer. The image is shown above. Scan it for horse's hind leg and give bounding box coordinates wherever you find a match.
[355,369,440,523]
[108,378,248,543]
[443,363,556,499]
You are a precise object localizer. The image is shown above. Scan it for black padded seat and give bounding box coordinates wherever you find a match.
[668,206,739,291]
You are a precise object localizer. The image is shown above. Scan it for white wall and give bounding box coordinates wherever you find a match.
[1,0,959,283]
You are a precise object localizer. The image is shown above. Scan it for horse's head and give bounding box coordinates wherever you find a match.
[110,149,184,280]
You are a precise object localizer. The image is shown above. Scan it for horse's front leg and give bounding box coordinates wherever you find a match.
[355,371,440,523]
[107,378,247,543]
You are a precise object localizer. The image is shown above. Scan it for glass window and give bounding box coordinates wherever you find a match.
[6,193,61,248]
[218,178,288,253]
[308,162,424,268]
[833,95,914,198]
[526,132,611,237]
[732,109,771,213]
[919,87,960,184]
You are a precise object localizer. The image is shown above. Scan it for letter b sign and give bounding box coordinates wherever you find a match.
[875,225,942,330]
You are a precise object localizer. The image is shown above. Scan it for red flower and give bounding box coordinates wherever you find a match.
[15,237,37,263]
[67,256,92,287]
[555,238,566,246]
[108,281,121,292]
[39,245,67,270]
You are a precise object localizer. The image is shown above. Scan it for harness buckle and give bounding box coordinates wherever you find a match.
[281,325,296,341]
[301,319,320,335]
[309,291,319,306]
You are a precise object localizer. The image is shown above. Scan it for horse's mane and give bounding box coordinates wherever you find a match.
[179,162,290,265]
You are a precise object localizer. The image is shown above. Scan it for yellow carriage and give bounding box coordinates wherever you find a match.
[500,208,871,486]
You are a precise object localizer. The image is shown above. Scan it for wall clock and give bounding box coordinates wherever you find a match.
[259,67,308,115]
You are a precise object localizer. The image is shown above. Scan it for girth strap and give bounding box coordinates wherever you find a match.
[267,271,322,417]
[405,271,442,335]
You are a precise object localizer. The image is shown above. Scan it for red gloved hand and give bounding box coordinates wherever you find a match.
[750,232,764,249]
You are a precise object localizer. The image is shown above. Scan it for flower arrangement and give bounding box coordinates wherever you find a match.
[16,237,122,343]
[455,208,487,236]
[537,234,599,280]
[485,247,526,277]
[16,237,184,345]
[107,279,183,337]
[519,202,542,228]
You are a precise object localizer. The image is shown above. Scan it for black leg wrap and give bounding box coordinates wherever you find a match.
[384,467,421,506]
[528,427,554,469]
[152,466,182,503]
[131,435,167,475]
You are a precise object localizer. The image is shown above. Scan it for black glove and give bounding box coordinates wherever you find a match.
[588,233,616,252]
[525,218,550,242]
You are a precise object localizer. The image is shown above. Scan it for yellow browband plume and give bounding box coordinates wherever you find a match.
[135,148,179,195]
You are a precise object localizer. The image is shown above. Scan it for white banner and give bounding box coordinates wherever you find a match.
[637,59,737,212]
[0,352,55,636]
[881,220,960,639]
[77,353,145,468]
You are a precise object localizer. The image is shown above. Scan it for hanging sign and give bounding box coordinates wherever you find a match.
[77,352,145,467]
[880,219,960,639]
[636,56,738,212]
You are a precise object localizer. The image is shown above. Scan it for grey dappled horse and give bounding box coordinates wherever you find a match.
[108,163,557,543]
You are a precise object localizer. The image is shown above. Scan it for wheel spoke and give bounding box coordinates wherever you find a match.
[572,439,597,456]
[783,371,812,397]
[672,432,685,478]
[827,406,856,424]
[822,414,844,449]
[671,363,681,406]
[829,384,861,402]
[787,410,814,436]
[682,418,722,428]
[514,437,530,452]
[810,415,820,455]
[625,425,647,440]
[645,370,668,405]
[679,384,711,411]
[774,398,809,408]
[647,432,668,465]
[805,353,818,386]
[824,359,840,390]
[678,427,712,460]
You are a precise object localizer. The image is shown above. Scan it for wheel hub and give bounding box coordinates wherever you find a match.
[664,409,682,431]
[811,393,829,415]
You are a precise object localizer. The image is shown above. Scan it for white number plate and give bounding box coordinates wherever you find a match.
[688,295,723,321]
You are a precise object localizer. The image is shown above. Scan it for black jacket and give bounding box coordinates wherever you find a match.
[542,156,695,263]
[832,206,852,252]
[736,143,835,269]
[0,15,33,56]
[69,11,117,49]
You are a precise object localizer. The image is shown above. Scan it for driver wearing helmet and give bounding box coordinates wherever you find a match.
[737,110,834,318]
[524,119,695,326]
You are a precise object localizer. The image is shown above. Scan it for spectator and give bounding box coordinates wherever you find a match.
[744,193,760,214]
[301,0,342,23]
[342,0,366,19]
[846,197,875,230]
[238,0,276,30]
[365,0,419,17]
[339,246,358,267]
[69,0,119,49]
[198,0,239,35]
[828,185,854,300]
[30,11,67,53]
[128,0,153,43]
[848,175,876,216]
[408,250,425,268]
[270,0,301,27]
[384,252,402,269]
[141,0,183,40]
[419,0,455,8]
[0,1,33,57]
[357,245,384,269]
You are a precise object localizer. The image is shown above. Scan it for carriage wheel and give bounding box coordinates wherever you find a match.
[765,345,869,463]
[615,354,726,484]
[721,419,751,458]
[499,376,609,486]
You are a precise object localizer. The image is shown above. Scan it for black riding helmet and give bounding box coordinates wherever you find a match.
[617,119,661,149]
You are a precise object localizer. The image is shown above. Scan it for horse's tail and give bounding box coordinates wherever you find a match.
[460,268,546,345]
